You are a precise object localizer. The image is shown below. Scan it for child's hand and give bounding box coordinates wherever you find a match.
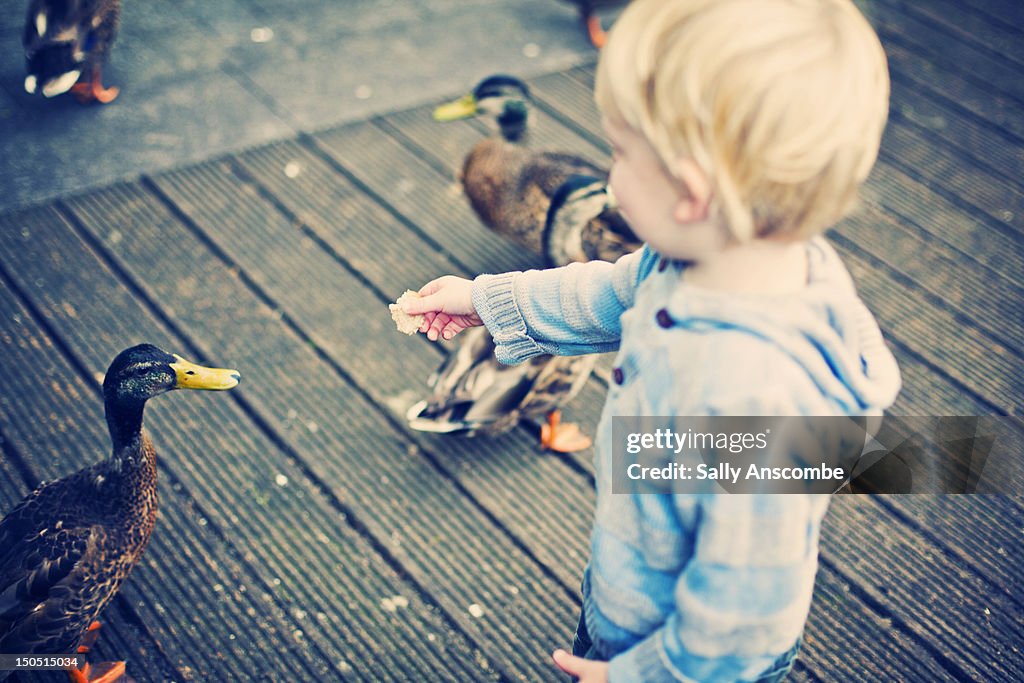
[552,649,609,683]
[401,275,483,341]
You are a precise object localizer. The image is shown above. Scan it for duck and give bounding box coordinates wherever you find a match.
[405,76,640,453]
[433,74,638,268]
[557,0,628,48]
[22,0,121,103]
[0,344,239,683]
[406,326,595,453]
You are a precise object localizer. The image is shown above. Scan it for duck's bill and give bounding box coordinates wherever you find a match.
[171,354,241,390]
[433,93,478,121]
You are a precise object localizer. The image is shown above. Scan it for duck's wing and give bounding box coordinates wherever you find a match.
[463,140,608,252]
[0,499,106,654]
[23,0,120,56]
[518,353,598,418]
[407,327,548,435]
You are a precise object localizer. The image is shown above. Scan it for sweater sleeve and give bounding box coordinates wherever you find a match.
[471,246,656,364]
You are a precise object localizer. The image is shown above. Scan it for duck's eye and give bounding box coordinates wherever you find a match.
[185,370,195,376]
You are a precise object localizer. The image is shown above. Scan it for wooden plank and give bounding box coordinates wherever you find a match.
[862,163,1024,280]
[886,80,1022,184]
[873,495,1024,606]
[528,70,607,150]
[962,0,1024,37]
[832,206,1024,356]
[225,146,461,303]
[887,345,996,417]
[800,559,959,682]
[314,118,547,275]
[840,245,1021,415]
[376,104,492,179]
[0,206,500,682]
[879,0,1024,70]
[148,156,598,592]
[883,39,1024,142]
[821,495,1024,682]
[878,120,1023,236]
[866,1,1024,107]
[58,182,582,682]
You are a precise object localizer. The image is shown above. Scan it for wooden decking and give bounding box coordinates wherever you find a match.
[1,1,1021,681]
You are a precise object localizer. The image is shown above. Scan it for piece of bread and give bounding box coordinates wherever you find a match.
[389,290,425,335]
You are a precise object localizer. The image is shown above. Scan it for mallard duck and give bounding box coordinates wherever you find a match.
[558,0,628,48]
[22,0,121,103]
[433,74,638,267]
[0,344,239,683]
[405,77,639,453]
[406,326,596,453]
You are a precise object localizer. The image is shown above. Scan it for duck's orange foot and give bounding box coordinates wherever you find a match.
[69,78,119,104]
[68,661,129,683]
[77,620,103,654]
[584,14,607,49]
[540,410,593,453]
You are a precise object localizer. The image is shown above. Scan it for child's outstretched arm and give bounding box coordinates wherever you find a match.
[475,246,657,364]
[399,246,655,362]
[403,247,657,363]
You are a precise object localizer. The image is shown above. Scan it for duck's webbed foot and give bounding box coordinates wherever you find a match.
[540,410,593,453]
[584,14,607,49]
[70,66,119,104]
[68,661,129,683]
[67,621,133,682]
[76,620,102,654]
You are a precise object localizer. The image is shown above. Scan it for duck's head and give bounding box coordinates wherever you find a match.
[21,1,100,98]
[433,75,532,142]
[103,344,240,408]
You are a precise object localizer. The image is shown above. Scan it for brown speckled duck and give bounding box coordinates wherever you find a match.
[0,344,239,683]
[22,0,121,103]
[406,325,595,452]
[434,74,638,267]
[405,76,639,453]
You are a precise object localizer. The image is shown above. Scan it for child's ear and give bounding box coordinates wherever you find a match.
[673,158,712,223]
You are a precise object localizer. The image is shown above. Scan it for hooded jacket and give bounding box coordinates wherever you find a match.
[472,237,901,682]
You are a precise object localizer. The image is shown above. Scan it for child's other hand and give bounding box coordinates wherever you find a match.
[401,275,483,341]
[552,649,609,683]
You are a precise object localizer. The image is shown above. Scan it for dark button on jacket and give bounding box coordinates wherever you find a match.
[612,367,625,385]
[655,308,674,328]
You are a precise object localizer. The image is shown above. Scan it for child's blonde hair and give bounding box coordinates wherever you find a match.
[595,0,889,241]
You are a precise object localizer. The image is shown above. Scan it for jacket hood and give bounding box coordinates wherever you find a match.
[662,237,902,413]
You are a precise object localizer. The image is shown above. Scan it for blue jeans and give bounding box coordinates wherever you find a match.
[571,607,801,682]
